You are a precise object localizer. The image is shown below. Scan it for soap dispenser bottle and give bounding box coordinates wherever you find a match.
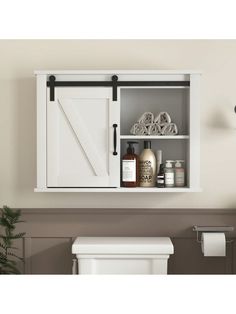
[164,160,175,187]
[122,141,139,187]
[139,140,157,187]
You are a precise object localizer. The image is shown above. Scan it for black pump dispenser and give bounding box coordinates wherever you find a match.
[127,141,138,154]
[144,140,151,149]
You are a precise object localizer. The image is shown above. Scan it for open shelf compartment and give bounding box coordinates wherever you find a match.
[120,87,190,136]
[119,86,191,190]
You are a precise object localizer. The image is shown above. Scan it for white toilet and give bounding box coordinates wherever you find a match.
[72,237,174,274]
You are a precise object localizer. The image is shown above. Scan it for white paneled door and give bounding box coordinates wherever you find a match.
[47,87,120,187]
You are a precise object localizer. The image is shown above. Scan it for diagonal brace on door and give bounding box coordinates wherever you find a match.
[58,99,108,177]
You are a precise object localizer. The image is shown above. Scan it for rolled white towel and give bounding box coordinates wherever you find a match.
[147,123,162,135]
[155,112,171,124]
[160,123,178,135]
[130,122,148,135]
[138,112,154,124]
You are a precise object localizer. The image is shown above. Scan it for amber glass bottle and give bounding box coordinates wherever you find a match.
[122,141,139,187]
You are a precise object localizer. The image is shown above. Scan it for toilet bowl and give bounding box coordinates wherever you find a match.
[72,237,174,274]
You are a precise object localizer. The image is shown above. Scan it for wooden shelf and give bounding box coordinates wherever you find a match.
[120,135,190,140]
[35,187,201,193]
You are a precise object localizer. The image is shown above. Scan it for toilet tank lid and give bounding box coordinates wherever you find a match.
[72,237,174,255]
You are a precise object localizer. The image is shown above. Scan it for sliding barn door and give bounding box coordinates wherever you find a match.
[47,87,120,187]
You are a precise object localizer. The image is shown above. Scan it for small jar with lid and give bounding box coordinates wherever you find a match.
[174,160,185,187]
[164,160,175,187]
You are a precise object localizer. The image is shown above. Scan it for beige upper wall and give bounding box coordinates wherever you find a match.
[0,40,236,208]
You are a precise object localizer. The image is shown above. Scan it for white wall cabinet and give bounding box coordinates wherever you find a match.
[35,70,201,192]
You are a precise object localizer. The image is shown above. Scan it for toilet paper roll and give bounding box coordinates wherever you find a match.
[201,232,226,257]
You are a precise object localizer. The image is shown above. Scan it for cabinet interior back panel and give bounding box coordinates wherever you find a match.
[120,88,189,135]
[121,139,189,187]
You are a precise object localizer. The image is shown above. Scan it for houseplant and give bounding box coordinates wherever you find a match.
[0,205,25,274]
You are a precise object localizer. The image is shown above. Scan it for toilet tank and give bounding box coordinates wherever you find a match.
[72,237,174,274]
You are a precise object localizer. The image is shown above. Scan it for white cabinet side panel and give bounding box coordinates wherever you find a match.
[36,75,47,189]
[189,74,201,189]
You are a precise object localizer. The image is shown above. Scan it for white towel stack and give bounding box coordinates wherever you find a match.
[130,111,178,136]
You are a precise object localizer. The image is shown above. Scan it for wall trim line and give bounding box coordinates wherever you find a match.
[19,208,236,215]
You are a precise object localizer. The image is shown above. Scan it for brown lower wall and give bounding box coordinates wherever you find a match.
[14,208,236,274]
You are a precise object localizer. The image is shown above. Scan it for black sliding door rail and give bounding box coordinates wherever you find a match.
[47,75,190,101]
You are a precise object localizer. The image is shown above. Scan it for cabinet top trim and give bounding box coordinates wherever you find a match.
[34,70,202,75]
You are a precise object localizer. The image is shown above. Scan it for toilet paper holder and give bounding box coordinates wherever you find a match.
[193,226,234,243]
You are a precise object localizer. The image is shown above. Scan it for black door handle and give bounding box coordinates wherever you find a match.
[113,124,118,156]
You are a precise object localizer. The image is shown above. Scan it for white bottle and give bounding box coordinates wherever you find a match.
[164,161,175,187]
[175,160,185,187]
[139,141,156,187]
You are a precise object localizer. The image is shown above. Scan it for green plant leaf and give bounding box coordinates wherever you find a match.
[3,206,20,219]
[7,252,24,261]
[0,252,7,261]
[0,242,6,250]
[0,260,21,274]
[0,206,25,274]
[10,232,26,239]
[0,217,12,229]
[2,236,12,247]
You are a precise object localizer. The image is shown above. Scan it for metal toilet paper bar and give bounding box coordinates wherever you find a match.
[193,226,234,243]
